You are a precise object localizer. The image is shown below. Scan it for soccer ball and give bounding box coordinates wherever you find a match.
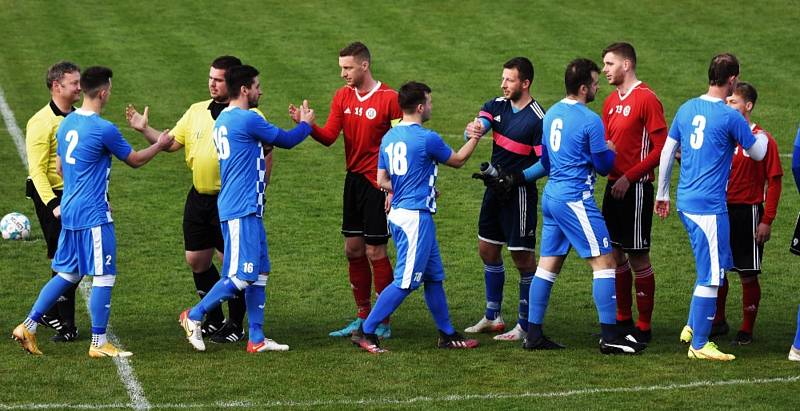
[1,212,31,240]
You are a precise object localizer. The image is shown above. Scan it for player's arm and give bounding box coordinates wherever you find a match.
[731,113,767,161]
[444,132,481,168]
[588,118,615,176]
[376,168,392,193]
[122,128,174,168]
[256,103,314,149]
[125,104,183,152]
[290,96,341,146]
[655,136,679,218]
[793,127,800,194]
[26,117,59,212]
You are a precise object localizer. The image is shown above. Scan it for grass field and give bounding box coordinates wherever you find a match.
[1,1,800,409]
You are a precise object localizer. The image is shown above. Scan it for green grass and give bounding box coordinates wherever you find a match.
[1,1,800,409]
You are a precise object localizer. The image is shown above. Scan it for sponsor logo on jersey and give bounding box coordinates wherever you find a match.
[494,115,501,122]
[344,107,351,114]
[366,107,377,120]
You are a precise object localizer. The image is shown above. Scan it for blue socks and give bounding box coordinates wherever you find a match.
[518,272,534,331]
[690,285,718,349]
[363,284,410,334]
[423,281,455,335]
[29,274,76,322]
[592,270,617,340]
[90,285,113,335]
[245,284,266,344]
[484,263,505,320]
[190,277,242,321]
[527,268,557,339]
[794,305,800,349]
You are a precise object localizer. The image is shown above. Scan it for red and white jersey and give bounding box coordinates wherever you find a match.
[311,81,402,188]
[727,124,783,215]
[601,81,667,182]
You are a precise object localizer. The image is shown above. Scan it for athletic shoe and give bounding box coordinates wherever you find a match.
[732,330,752,346]
[179,309,205,351]
[246,338,289,353]
[351,327,386,354]
[201,320,223,338]
[375,323,392,340]
[464,315,505,334]
[437,331,479,349]
[12,324,42,355]
[679,325,693,344]
[631,327,652,345]
[210,322,244,344]
[788,346,800,362]
[710,321,730,337]
[37,314,64,331]
[494,323,526,341]
[89,342,133,358]
[522,335,565,350]
[599,335,647,355]
[51,326,79,343]
[688,341,735,361]
[329,318,363,337]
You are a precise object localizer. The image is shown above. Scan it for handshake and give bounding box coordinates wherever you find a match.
[471,162,525,198]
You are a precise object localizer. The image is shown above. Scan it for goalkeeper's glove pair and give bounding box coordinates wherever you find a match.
[471,165,525,197]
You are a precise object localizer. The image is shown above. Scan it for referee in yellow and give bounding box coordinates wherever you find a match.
[25,61,82,342]
[126,56,268,343]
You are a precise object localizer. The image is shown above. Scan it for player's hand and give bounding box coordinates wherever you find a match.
[126,104,149,132]
[606,139,616,153]
[298,100,315,124]
[384,192,392,213]
[52,205,61,219]
[755,222,771,244]
[610,175,630,199]
[654,200,670,219]
[156,128,174,150]
[288,103,301,124]
[465,118,484,140]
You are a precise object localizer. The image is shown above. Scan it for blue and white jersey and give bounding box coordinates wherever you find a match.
[477,97,544,173]
[55,109,132,230]
[669,95,755,214]
[378,122,453,213]
[214,106,300,221]
[542,99,608,201]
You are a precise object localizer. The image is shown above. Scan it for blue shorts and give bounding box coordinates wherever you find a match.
[540,194,611,258]
[221,215,270,282]
[388,208,445,290]
[678,211,731,286]
[51,223,116,276]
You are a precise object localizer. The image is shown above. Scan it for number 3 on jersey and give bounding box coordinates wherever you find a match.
[213,126,230,160]
[384,142,408,175]
[689,115,706,149]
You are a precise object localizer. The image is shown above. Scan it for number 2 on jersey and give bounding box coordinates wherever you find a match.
[689,115,706,149]
[384,142,408,175]
[65,130,79,164]
[212,126,230,160]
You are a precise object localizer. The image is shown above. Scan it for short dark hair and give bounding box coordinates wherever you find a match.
[708,53,739,86]
[602,42,637,69]
[398,81,431,114]
[80,66,113,98]
[564,58,600,96]
[225,65,259,99]
[339,42,371,63]
[211,55,242,70]
[46,61,80,90]
[734,81,758,108]
[503,57,534,84]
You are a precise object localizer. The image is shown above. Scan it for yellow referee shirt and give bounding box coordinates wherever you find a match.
[26,101,69,206]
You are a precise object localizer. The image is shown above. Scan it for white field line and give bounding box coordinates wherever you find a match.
[0,85,151,411]
[0,375,799,410]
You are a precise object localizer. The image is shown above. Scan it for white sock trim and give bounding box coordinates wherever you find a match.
[534,267,558,283]
[693,285,718,298]
[254,273,269,287]
[92,274,116,287]
[593,269,616,279]
[230,276,249,290]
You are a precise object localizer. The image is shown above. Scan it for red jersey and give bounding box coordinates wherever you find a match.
[311,82,402,187]
[601,81,667,182]
[727,124,783,224]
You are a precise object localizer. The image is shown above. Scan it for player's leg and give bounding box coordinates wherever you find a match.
[245,227,289,353]
[602,181,634,328]
[467,190,507,333]
[629,251,655,341]
[728,204,763,345]
[790,305,800,361]
[206,201,246,344]
[363,183,394,338]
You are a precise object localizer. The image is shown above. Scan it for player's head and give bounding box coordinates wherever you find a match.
[601,42,636,86]
[80,66,113,105]
[225,65,261,108]
[726,81,757,117]
[339,42,371,87]
[398,81,432,122]
[209,55,242,102]
[46,61,81,104]
[708,53,739,95]
[565,58,600,103]
[501,57,533,101]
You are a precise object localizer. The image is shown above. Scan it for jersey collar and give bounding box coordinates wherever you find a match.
[560,97,580,105]
[699,94,723,103]
[49,100,74,117]
[616,80,642,101]
[354,81,381,102]
[74,108,96,117]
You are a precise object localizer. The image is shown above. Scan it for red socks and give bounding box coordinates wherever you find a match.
[348,256,373,319]
[713,279,729,324]
[615,261,633,322]
[371,256,394,324]
[634,265,655,331]
[740,277,760,333]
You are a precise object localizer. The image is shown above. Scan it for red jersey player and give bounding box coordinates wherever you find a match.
[600,42,667,343]
[290,42,402,338]
[711,82,783,345]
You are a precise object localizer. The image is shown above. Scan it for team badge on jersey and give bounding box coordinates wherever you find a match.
[366,107,376,119]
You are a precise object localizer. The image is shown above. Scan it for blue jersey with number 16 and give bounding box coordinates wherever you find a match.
[668,95,755,214]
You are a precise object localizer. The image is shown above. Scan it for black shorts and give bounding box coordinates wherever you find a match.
[27,178,61,259]
[478,184,537,251]
[341,171,389,245]
[728,203,763,276]
[183,186,224,252]
[602,180,654,252]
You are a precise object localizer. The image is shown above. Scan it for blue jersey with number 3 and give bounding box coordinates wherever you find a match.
[55,109,133,229]
[668,95,755,214]
[378,122,453,213]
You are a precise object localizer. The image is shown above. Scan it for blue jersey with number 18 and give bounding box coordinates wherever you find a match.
[668,95,755,214]
[378,122,453,213]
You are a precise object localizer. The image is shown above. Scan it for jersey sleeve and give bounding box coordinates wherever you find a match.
[729,112,756,149]
[171,108,192,145]
[667,109,683,142]
[763,134,784,179]
[26,116,57,204]
[623,94,668,181]
[425,131,454,163]
[103,123,134,161]
[762,135,783,225]
[378,141,388,171]
[388,91,402,121]
[477,99,495,128]
[310,89,344,146]
[587,114,608,153]
[248,113,280,143]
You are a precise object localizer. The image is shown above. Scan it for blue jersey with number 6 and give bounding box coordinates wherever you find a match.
[378,122,453,213]
[668,95,755,214]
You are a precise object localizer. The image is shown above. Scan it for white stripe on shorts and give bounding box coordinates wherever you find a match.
[227,218,240,278]
[752,205,760,270]
[518,186,526,238]
[389,209,420,289]
[683,212,721,285]
[566,200,600,257]
[92,226,103,275]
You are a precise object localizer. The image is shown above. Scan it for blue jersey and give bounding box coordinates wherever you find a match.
[55,109,133,229]
[378,122,453,213]
[477,97,544,173]
[542,99,608,201]
[214,107,309,221]
[669,95,756,214]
